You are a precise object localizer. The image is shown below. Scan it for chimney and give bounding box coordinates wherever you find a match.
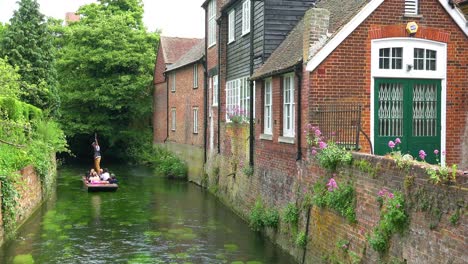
[303,8,330,61]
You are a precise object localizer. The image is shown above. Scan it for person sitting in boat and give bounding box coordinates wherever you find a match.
[89,170,101,183]
[100,168,110,181]
[108,174,118,184]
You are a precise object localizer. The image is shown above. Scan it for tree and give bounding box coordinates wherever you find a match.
[0,58,21,99]
[1,0,59,115]
[57,0,158,160]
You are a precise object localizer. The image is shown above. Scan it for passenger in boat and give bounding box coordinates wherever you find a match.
[89,170,100,183]
[92,138,101,173]
[100,168,110,181]
[108,175,118,184]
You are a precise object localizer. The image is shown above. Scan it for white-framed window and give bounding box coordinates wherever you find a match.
[414,48,437,71]
[208,0,216,47]
[193,64,198,88]
[242,0,250,35]
[372,38,446,79]
[193,107,199,134]
[213,75,218,106]
[171,72,176,92]
[228,10,236,43]
[283,74,295,137]
[226,76,255,121]
[405,0,418,15]
[171,108,176,131]
[264,78,272,135]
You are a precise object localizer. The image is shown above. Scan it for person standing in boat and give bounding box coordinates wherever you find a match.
[92,134,102,173]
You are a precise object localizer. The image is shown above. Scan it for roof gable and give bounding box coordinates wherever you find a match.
[166,39,205,72]
[160,36,202,64]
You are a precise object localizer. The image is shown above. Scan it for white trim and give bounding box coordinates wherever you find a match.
[212,75,219,106]
[279,136,295,144]
[260,134,273,141]
[264,78,272,135]
[306,0,467,72]
[228,10,236,43]
[370,38,447,164]
[306,0,385,72]
[282,73,295,137]
[438,0,468,37]
[242,0,251,36]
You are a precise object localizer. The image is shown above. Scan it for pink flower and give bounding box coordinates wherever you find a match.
[326,178,338,192]
[419,150,427,160]
[395,138,401,144]
[442,150,446,156]
[388,192,394,199]
[319,141,327,149]
[434,149,439,155]
[311,148,317,156]
[331,131,336,136]
[306,124,313,130]
[388,141,395,149]
[314,129,322,137]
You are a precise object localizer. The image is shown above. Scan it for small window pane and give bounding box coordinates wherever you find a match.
[426,50,436,71]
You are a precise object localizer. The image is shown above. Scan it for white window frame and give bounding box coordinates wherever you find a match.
[213,75,218,106]
[404,0,418,16]
[171,72,176,92]
[193,64,198,88]
[171,108,176,131]
[228,10,236,43]
[242,0,251,36]
[226,76,255,122]
[193,107,199,134]
[371,38,447,164]
[264,78,272,135]
[282,73,295,137]
[208,0,216,47]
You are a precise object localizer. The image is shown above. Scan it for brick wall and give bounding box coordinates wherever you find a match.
[153,82,167,143]
[167,62,204,147]
[205,150,467,263]
[307,0,468,165]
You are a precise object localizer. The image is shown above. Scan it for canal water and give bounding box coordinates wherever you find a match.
[0,165,295,264]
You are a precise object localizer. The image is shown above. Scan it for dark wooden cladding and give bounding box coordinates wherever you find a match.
[226,0,315,81]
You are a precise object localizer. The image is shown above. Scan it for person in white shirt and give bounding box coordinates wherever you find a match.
[100,168,110,181]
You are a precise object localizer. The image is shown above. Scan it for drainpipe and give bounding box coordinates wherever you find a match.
[203,56,208,164]
[249,0,255,167]
[295,64,303,161]
[217,18,222,154]
[165,72,169,142]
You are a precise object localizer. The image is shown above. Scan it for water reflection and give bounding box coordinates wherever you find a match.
[0,165,295,264]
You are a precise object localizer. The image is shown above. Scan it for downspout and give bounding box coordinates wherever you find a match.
[217,18,222,154]
[203,56,208,164]
[165,72,169,142]
[295,64,303,161]
[249,0,255,167]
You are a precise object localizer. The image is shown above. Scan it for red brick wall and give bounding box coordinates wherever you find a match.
[154,45,166,85]
[167,62,204,147]
[307,0,468,165]
[153,82,167,143]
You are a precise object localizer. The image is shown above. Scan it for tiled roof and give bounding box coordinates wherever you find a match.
[252,0,369,80]
[160,36,202,64]
[251,16,305,80]
[166,39,205,72]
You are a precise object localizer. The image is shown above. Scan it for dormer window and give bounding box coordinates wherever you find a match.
[405,0,418,15]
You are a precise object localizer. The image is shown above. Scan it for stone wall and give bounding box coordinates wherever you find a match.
[204,151,467,263]
[162,142,205,185]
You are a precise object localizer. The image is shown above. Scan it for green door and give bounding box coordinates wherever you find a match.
[374,78,441,163]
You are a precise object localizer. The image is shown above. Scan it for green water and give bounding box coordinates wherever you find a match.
[0,165,295,264]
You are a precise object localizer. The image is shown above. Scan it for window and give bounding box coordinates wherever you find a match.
[264,78,272,135]
[171,72,176,92]
[405,0,418,15]
[242,0,250,35]
[208,0,216,47]
[171,108,176,131]
[213,75,218,106]
[379,47,402,69]
[193,107,199,134]
[283,74,295,137]
[228,10,236,43]
[193,64,198,88]
[414,48,437,71]
[226,76,254,121]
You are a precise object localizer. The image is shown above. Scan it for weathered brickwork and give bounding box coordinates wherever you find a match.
[153,82,167,143]
[167,62,204,147]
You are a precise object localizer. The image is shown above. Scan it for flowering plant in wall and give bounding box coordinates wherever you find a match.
[369,188,408,253]
[424,150,458,185]
[305,125,352,171]
[227,106,248,124]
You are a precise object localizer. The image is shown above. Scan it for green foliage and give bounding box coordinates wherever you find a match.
[1,0,59,114]
[316,142,353,171]
[336,239,350,252]
[0,58,22,99]
[295,231,307,248]
[353,159,380,178]
[369,191,408,253]
[242,165,254,177]
[313,180,357,223]
[56,0,158,160]
[449,209,460,226]
[282,203,299,225]
[249,199,279,231]
[149,147,187,180]
[426,164,457,185]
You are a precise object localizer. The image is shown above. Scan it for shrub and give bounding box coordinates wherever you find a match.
[313,179,357,223]
[282,203,299,225]
[154,148,188,180]
[249,199,280,231]
[263,208,280,228]
[295,231,307,248]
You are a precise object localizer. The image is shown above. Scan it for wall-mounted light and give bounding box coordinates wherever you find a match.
[407,64,413,71]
